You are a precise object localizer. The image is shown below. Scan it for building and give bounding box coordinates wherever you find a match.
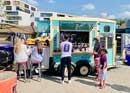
[34,11,75,26]
[2,0,75,27]
[34,11,74,22]
[2,0,37,26]
[35,11,75,32]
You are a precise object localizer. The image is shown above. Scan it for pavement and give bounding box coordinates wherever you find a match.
[17,65,130,93]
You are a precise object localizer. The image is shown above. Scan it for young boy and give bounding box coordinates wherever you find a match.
[60,35,73,84]
[97,49,108,89]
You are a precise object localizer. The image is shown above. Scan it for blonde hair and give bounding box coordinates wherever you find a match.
[14,38,22,54]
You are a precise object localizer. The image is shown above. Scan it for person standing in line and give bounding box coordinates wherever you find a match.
[97,49,108,89]
[14,37,30,76]
[14,37,30,64]
[30,40,44,73]
[30,40,44,63]
[93,37,101,80]
[60,35,73,84]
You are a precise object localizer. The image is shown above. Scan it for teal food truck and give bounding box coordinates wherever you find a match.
[37,17,116,76]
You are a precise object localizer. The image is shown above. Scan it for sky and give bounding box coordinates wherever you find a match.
[23,0,130,19]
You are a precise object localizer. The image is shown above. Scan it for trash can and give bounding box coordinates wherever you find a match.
[125,47,130,66]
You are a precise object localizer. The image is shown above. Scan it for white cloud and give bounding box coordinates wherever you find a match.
[126,4,130,8]
[82,3,95,11]
[100,12,116,19]
[48,0,55,4]
[119,11,130,18]
[122,4,130,9]
[82,15,88,17]
[26,0,38,6]
[107,15,116,19]
[100,12,107,18]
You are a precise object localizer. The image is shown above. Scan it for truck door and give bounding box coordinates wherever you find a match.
[100,33,115,66]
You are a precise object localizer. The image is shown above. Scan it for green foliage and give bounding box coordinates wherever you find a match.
[0,0,7,19]
[116,19,127,25]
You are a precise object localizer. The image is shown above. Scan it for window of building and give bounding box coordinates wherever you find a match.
[7,16,22,20]
[24,9,30,14]
[24,4,29,8]
[13,1,20,5]
[31,7,36,11]
[4,1,11,5]
[16,6,23,11]
[35,17,39,21]
[31,13,34,17]
[5,21,18,25]
[57,14,65,17]
[6,6,12,10]
[6,11,18,15]
[44,18,50,21]
[40,13,52,17]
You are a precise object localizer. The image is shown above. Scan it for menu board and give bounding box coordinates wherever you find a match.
[60,21,95,31]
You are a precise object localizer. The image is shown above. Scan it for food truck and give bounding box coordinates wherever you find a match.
[36,17,117,76]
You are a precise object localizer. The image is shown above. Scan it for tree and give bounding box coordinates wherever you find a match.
[0,0,6,23]
[116,19,126,26]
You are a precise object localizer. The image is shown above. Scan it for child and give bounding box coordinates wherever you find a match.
[97,49,108,89]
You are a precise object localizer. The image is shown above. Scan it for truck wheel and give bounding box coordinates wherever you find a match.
[76,64,90,76]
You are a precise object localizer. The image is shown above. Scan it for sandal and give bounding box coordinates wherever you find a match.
[96,83,101,87]
[99,85,104,89]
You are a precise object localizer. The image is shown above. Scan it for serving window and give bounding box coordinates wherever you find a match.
[60,31,89,52]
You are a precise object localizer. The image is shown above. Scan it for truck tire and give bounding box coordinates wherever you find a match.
[76,63,91,76]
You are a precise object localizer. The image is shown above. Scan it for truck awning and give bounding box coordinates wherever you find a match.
[0,23,35,34]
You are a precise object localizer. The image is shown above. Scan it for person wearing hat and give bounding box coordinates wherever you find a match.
[93,37,101,80]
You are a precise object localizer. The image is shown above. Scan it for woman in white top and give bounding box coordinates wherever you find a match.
[30,40,44,63]
[14,38,30,63]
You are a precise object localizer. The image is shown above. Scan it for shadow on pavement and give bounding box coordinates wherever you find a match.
[111,84,130,93]
[75,79,111,87]
[75,79,96,86]
[43,75,61,84]
[76,79,130,93]
[107,67,120,71]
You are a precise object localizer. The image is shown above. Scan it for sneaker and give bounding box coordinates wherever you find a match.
[96,83,101,87]
[61,80,64,84]
[35,69,39,74]
[41,65,44,69]
[99,86,104,89]
[19,71,24,74]
[68,80,71,84]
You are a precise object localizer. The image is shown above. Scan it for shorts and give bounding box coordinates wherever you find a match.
[100,68,107,80]
[94,57,100,68]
